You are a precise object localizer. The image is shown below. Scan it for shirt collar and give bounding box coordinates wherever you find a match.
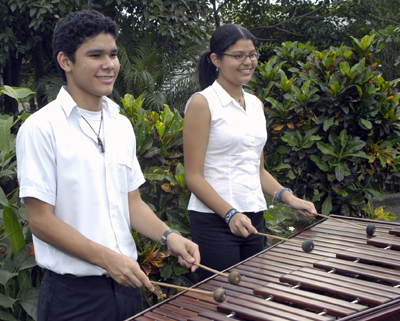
[57,86,121,117]
[212,80,246,108]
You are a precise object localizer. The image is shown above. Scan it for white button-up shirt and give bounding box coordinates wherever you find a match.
[186,81,268,213]
[17,87,145,276]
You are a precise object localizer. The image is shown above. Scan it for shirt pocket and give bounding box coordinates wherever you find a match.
[118,154,133,193]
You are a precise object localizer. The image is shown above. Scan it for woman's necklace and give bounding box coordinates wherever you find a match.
[231,94,245,109]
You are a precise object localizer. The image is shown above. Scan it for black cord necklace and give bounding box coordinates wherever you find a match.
[81,109,104,153]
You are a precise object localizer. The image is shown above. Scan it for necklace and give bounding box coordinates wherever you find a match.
[81,109,105,153]
[231,94,245,108]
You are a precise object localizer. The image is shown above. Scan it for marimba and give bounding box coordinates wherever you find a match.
[128,216,400,321]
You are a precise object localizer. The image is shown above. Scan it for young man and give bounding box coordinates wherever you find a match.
[16,10,199,321]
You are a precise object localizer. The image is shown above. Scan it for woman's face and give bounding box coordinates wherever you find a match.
[212,39,257,88]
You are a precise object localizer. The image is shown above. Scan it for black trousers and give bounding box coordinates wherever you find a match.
[37,270,143,321]
[190,210,265,282]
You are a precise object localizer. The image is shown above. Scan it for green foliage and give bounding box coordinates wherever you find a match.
[372,24,400,83]
[251,35,400,216]
[362,201,397,221]
[0,90,39,320]
[121,93,195,306]
[0,86,36,114]
[1,0,211,111]
[115,35,201,112]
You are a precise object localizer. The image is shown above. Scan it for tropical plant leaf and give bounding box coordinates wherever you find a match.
[321,195,333,215]
[172,264,189,277]
[160,264,173,279]
[3,206,25,256]
[19,288,39,320]
[0,293,17,309]
[0,270,19,286]
[0,116,13,154]
[0,311,18,321]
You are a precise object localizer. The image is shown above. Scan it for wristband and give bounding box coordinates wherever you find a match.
[277,188,293,203]
[160,229,181,250]
[224,208,239,225]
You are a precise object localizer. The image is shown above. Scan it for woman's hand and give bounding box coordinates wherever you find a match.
[228,213,258,237]
[286,196,317,219]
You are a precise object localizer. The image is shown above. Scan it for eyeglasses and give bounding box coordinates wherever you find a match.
[221,52,260,61]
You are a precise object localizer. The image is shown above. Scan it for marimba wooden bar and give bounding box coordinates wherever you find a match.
[127,216,400,321]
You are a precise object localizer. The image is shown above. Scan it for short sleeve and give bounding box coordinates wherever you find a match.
[16,114,57,205]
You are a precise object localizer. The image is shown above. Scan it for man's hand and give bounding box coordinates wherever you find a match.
[105,251,154,292]
[164,233,200,272]
[228,213,258,238]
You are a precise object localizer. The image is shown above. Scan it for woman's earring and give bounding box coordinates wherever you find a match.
[216,67,219,72]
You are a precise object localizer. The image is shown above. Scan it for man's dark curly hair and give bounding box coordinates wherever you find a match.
[52,10,119,82]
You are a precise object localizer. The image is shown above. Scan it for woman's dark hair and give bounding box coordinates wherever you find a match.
[198,24,256,90]
[52,10,119,82]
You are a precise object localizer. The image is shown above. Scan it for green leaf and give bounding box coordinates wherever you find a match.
[155,121,165,138]
[160,264,173,279]
[323,116,335,132]
[175,173,186,189]
[143,147,161,158]
[0,187,9,207]
[143,167,167,181]
[321,195,333,215]
[317,142,337,157]
[0,270,19,286]
[1,86,19,101]
[3,206,25,256]
[365,188,384,201]
[330,81,340,96]
[172,264,189,276]
[263,214,277,221]
[281,133,298,147]
[19,288,39,320]
[359,118,372,129]
[18,256,37,271]
[0,311,18,321]
[12,87,35,100]
[310,155,329,171]
[0,293,17,309]
[334,162,345,181]
[0,115,13,154]
[339,61,350,76]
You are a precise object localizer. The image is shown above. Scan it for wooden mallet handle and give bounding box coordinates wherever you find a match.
[315,213,376,235]
[257,232,314,253]
[151,281,226,302]
[193,262,228,277]
[193,262,241,285]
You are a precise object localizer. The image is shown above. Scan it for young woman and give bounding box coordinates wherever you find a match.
[183,24,317,281]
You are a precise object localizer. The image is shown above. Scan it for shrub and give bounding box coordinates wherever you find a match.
[120,94,196,306]
[0,86,39,321]
[251,36,400,216]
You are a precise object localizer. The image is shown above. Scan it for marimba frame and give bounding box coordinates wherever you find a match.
[128,216,400,321]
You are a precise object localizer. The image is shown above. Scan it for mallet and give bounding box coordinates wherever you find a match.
[257,232,314,253]
[151,281,226,302]
[193,262,241,285]
[315,213,376,236]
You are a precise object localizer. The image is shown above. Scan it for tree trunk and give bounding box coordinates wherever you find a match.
[2,55,22,115]
[32,34,48,110]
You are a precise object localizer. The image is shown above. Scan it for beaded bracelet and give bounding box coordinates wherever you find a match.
[277,188,293,203]
[224,208,239,225]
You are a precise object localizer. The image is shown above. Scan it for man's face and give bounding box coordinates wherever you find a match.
[65,32,120,108]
